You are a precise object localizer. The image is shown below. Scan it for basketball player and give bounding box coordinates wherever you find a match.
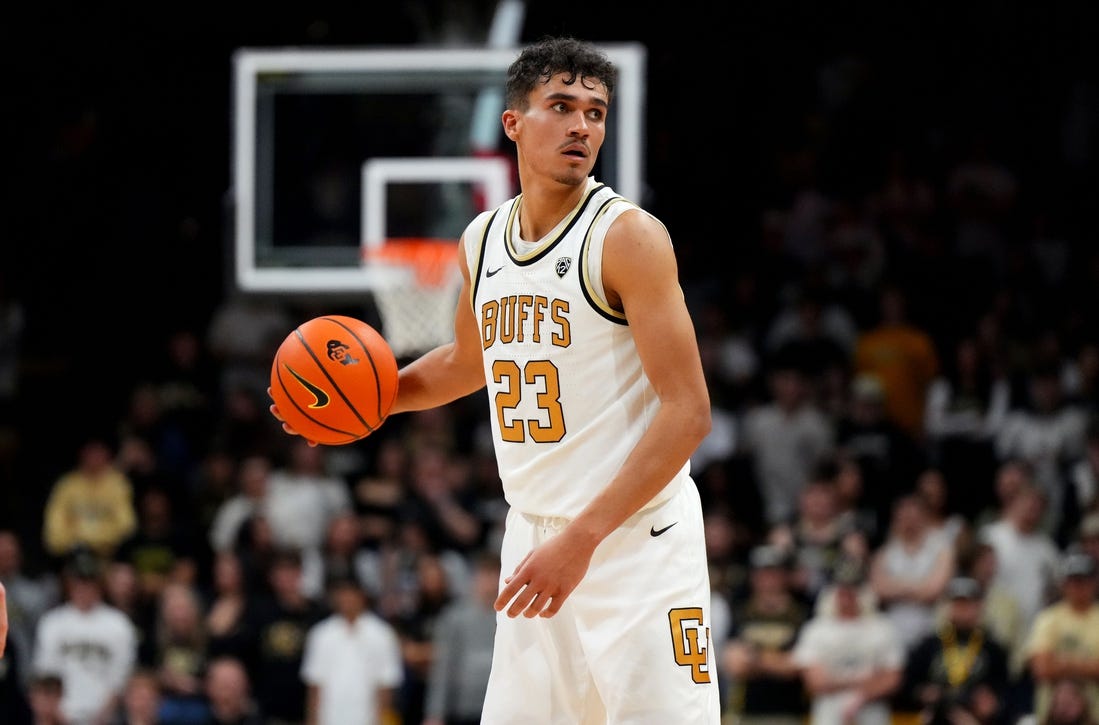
[271,36,719,723]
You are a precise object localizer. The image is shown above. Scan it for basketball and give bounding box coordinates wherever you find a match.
[270,315,399,445]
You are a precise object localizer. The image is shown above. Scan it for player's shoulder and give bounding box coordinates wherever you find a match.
[601,193,668,243]
[462,204,509,244]
[604,207,669,253]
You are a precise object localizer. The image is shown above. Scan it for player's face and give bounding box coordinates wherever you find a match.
[508,72,608,187]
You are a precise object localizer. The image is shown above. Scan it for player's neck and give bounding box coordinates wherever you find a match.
[516,177,587,241]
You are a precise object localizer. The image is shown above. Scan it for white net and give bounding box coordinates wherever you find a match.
[367,240,462,359]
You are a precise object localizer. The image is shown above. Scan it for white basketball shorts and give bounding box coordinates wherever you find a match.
[481,479,721,724]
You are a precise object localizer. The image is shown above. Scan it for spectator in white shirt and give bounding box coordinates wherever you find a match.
[300,572,402,725]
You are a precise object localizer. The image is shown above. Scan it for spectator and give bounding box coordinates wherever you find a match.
[975,458,1035,532]
[208,455,271,556]
[243,549,325,725]
[203,551,250,663]
[115,382,194,488]
[978,484,1062,633]
[391,552,454,724]
[187,450,239,574]
[113,486,199,604]
[113,668,163,725]
[720,545,809,725]
[205,293,292,403]
[149,582,208,725]
[869,493,956,652]
[102,560,157,667]
[0,529,59,687]
[955,541,1028,681]
[1025,551,1099,724]
[26,672,64,725]
[997,363,1090,543]
[914,467,970,553]
[703,505,752,616]
[830,450,881,549]
[835,373,928,528]
[792,557,904,725]
[924,335,1011,520]
[203,655,262,725]
[1034,678,1099,725]
[349,436,407,550]
[900,576,1011,725]
[300,573,402,725]
[33,545,138,725]
[421,550,501,725]
[770,472,867,607]
[299,511,373,608]
[853,283,940,442]
[400,445,483,556]
[42,434,138,560]
[264,440,352,557]
[232,515,279,600]
[763,282,855,408]
[371,517,469,624]
[740,354,835,528]
[148,328,219,465]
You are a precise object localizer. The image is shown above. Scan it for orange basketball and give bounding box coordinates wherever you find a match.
[270,315,399,445]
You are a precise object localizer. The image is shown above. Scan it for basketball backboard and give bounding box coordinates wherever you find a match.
[230,44,646,294]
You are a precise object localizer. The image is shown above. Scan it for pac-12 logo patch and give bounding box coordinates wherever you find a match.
[555,257,572,277]
[668,607,711,684]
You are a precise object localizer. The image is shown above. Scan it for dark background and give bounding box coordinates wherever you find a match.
[4,1,1099,533]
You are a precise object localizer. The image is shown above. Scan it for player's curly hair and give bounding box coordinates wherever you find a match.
[505,36,618,110]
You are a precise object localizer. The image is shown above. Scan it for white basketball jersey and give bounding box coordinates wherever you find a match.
[463,177,691,518]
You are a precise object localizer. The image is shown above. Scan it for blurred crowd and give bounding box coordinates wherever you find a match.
[1,134,1098,725]
[2,34,1099,725]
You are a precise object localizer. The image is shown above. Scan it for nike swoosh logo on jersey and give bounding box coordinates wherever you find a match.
[285,365,330,408]
[486,265,504,277]
[650,522,678,537]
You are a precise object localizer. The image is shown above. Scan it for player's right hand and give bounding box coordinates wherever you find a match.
[267,387,319,447]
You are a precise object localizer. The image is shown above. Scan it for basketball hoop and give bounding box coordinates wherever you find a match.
[363,238,462,359]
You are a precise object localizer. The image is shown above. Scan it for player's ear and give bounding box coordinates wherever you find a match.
[502,109,520,141]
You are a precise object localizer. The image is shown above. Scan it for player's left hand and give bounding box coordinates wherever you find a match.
[494,531,595,619]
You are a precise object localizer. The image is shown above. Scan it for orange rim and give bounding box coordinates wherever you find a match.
[364,238,459,286]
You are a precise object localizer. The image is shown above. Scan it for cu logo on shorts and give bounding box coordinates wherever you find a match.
[668,607,711,684]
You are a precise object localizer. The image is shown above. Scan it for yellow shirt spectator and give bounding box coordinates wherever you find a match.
[42,436,137,559]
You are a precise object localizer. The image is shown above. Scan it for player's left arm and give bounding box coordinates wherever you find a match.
[578,208,713,532]
[495,209,711,618]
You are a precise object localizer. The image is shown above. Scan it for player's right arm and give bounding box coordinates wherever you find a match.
[388,232,486,414]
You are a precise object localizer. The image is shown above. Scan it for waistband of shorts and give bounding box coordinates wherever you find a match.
[517,481,686,531]
[520,512,572,530]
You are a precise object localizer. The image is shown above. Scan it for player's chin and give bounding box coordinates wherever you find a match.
[554,167,590,186]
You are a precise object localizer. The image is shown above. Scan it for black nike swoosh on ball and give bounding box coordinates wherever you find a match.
[286,365,330,408]
[486,266,504,277]
[650,522,678,537]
